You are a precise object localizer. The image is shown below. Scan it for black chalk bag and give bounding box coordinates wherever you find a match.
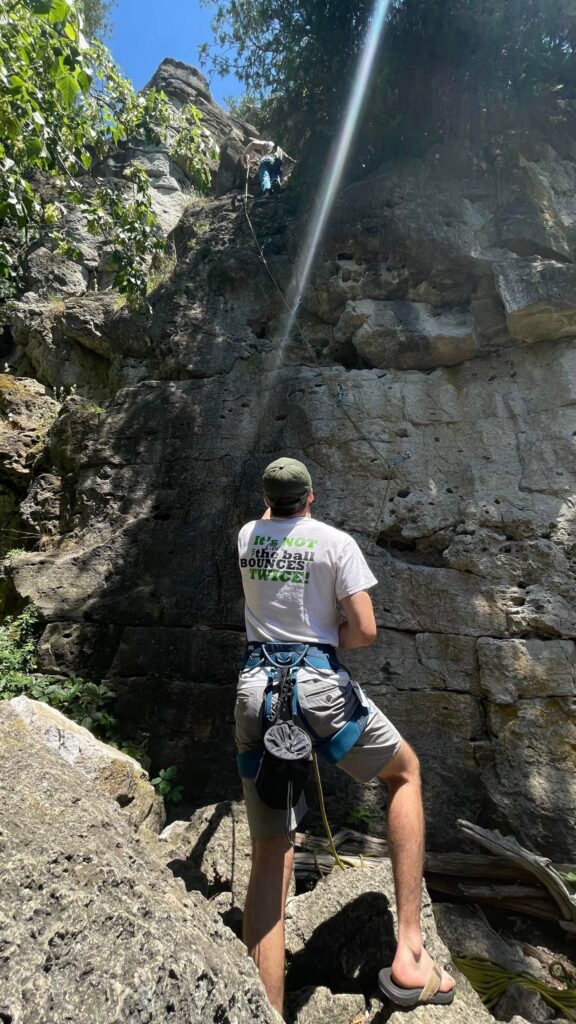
[255,720,312,809]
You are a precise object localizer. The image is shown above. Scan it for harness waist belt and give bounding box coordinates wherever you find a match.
[243,641,339,673]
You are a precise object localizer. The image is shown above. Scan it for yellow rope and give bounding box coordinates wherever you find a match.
[454,957,576,1020]
[312,752,347,872]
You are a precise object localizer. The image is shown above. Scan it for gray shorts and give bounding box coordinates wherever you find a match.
[235,663,403,839]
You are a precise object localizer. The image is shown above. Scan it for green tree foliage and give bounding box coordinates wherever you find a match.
[0,607,149,764]
[79,0,116,39]
[202,0,576,162]
[0,0,216,303]
[201,0,375,149]
[383,0,576,154]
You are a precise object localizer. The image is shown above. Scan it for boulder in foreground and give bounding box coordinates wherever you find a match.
[0,702,275,1024]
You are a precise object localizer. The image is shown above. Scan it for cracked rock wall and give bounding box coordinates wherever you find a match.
[1,65,576,856]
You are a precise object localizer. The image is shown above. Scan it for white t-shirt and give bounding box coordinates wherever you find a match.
[238,516,377,646]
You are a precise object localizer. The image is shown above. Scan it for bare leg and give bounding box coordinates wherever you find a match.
[378,741,454,993]
[243,834,294,1015]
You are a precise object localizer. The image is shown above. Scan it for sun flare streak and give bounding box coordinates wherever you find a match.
[280,0,392,346]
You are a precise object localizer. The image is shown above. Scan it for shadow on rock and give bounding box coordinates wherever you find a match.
[286,889,395,995]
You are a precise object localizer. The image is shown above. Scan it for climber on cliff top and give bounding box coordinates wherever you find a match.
[235,457,456,1017]
[240,137,296,196]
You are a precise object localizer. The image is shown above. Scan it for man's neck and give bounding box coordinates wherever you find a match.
[269,511,312,520]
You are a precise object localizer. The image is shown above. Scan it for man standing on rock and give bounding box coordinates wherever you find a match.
[236,457,455,1017]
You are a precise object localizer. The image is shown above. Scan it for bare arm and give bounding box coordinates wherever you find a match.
[241,138,274,165]
[338,591,377,649]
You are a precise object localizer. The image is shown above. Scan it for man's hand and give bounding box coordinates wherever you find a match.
[339,591,377,649]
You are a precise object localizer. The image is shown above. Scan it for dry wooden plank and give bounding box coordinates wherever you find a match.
[455,883,548,899]
[426,873,545,899]
[294,850,387,878]
[495,901,560,921]
[424,852,536,882]
[425,874,560,921]
[294,829,390,865]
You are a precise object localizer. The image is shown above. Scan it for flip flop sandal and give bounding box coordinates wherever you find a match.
[378,961,455,1007]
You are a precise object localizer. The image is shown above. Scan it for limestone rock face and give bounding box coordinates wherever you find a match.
[433,904,543,979]
[9,695,164,832]
[494,259,576,343]
[6,60,258,396]
[0,702,275,1024]
[493,985,553,1023]
[3,81,576,859]
[24,246,90,297]
[285,986,367,1024]
[100,57,256,231]
[335,299,478,369]
[0,373,58,568]
[144,58,256,195]
[159,800,252,909]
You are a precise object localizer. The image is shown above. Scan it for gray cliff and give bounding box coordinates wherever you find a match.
[2,59,576,858]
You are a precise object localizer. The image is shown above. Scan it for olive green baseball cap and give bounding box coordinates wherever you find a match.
[262,457,312,513]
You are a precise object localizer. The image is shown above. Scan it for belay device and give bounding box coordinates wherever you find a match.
[255,644,312,812]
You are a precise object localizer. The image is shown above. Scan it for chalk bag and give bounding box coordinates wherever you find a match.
[255,720,312,810]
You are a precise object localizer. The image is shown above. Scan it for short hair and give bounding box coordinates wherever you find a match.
[270,497,308,518]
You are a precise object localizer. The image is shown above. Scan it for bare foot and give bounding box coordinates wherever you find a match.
[391,944,455,994]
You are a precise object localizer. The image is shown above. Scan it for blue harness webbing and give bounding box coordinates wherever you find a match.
[237,642,370,778]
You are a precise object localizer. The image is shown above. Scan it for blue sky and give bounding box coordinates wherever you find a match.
[108,0,243,107]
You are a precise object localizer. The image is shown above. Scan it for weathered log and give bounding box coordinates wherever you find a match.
[457,819,576,931]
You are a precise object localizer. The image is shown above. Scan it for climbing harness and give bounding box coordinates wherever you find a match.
[237,642,370,839]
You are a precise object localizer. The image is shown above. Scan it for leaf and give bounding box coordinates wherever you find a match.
[56,71,80,108]
[76,68,92,93]
[48,0,71,24]
[9,75,26,92]
[25,137,44,160]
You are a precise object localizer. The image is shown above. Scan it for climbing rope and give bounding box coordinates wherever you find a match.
[240,175,409,542]
[312,752,347,872]
[241,170,411,859]
[454,957,576,1020]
